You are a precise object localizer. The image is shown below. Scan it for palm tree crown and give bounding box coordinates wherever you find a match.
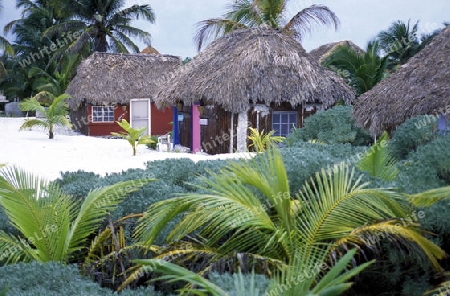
[377,20,420,66]
[195,0,340,51]
[322,40,389,96]
[44,0,155,54]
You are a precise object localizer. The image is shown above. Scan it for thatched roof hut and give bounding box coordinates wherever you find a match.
[309,40,364,64]
[155,26,355,113]
[353,26,450,136]
[67,52,181,110]
[141,46,160,55]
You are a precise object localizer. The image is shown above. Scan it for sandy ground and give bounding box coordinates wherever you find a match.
[0,117,254,180]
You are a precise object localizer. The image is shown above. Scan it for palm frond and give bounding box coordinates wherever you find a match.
[19,118,49,131]
[408,186,450,207]
[0,36,14,56]
[224,0,262,27]
[0,231,34,264]
[334,220,445,270]
[426,278,450,296]
[194,18,247,51]
[114,25,151,48]
[132,259,227,296]
[0,166,74,261]
[284,4,340,41]
[19,97,46,114]
[356,131,399,181]
[114,4,155,22]
[66,179,153,257]
[296,163,410,255]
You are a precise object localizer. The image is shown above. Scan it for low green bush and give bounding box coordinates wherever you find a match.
[145,158,197,186]
[0,261,171,295]
[56,170,101,198]
[0,261,107,295]
[386,134,450,195]
[208,272,271,295]
[278,143,367,194]
[285,106,372,146]
[389,115,437,160]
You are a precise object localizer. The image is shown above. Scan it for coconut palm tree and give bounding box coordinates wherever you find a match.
[0,166,151,263]
[132,148,447,279]
[195,0,340,51]
[0,0,14,69]
[44,0,155,55]
[19,93,71,139]
[377,20,420,67]
[322,40,389,95]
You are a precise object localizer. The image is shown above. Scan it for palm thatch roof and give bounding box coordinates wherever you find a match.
[66,52,181,110]
[309,40,364,64]
[155,26,355,113]
[141,46,160,55]
[353,26,450,136]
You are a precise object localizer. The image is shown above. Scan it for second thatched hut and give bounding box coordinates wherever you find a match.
[353,26,450,136]
[309,40,364,64]
[156,26,355,154]
[66,52,181,136]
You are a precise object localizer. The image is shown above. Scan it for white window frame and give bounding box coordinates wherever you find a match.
[272,111,298,137]
[92,106,115,123]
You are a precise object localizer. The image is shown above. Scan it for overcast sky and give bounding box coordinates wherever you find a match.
[1,0,449,59]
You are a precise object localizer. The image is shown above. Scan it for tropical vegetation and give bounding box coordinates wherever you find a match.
[0,166,152,263]
[321,20,447,96]
[195,0,339,50]
[19,93,71,139]
[247,127,284,152]
[111,119,155,156]
[0,0,155,100]
[1,1,450,295]
[321,40,389,95]
[2,107,450,294]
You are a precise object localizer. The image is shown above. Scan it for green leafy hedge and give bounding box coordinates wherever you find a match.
[0,261,164,295]
[278,143,366,194]
[389,115,437,160]
[286,106,372,146]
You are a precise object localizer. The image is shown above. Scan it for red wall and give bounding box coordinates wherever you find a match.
[151,104,173,135]
[83,103,172,136]
[86,105,130,136]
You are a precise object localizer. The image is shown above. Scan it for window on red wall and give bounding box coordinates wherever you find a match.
[272,111,298,136]
[92,106,114,122]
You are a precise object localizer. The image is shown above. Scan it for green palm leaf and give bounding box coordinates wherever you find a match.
[64,179,153,258]
[408,186,450,207]
[131,259,227,296]
[0,166,153,263]
[19,93,71,139]
[135,147,445,283]
[356,131,399,181]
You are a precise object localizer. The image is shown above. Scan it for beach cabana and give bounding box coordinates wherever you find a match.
[67,52,181,136]
[155,26,355,155]
[309,40,364,64]
[353,26,450,136]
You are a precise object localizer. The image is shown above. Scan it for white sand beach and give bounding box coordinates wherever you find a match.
[0,117,253,180]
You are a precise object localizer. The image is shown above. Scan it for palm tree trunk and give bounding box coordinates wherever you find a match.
[49,124,54,139]
[95,30,108,52]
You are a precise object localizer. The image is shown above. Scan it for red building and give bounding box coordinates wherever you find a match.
[66,52,181,136]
